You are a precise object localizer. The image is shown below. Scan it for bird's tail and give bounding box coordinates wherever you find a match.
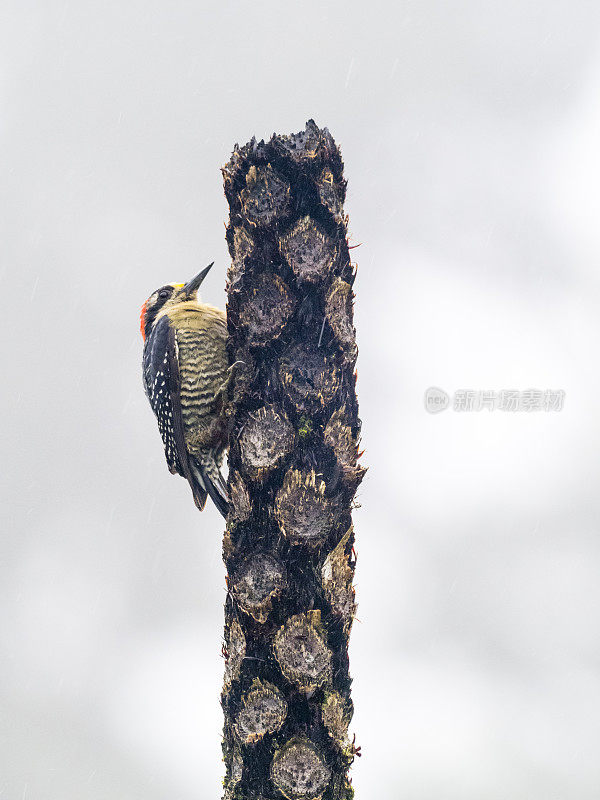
[189,450,229,518]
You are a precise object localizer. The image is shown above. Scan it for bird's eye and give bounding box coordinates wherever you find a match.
[159,290,170,300]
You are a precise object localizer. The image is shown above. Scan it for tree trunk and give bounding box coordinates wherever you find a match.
[220,120,364,800]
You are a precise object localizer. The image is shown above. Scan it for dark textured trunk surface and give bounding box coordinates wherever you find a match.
[221,121,364,800]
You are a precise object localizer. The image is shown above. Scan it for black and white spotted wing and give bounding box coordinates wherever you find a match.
[142,314,185,476]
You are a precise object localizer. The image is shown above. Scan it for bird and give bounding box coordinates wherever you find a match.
[140,263,230,517]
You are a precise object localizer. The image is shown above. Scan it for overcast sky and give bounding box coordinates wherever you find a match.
[2,1,600,798]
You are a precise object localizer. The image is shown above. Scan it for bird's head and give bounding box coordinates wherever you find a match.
[139,263,213,340]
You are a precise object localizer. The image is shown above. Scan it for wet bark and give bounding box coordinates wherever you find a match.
[221,120,364,800]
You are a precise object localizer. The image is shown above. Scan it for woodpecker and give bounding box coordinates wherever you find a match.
[140,263,229,517]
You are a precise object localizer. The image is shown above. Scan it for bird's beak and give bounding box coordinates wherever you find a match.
[183,263,214,297]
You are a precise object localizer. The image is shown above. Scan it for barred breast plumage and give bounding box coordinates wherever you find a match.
[176,322,228,455]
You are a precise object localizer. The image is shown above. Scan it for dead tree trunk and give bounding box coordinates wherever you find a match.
[220,120,364,800]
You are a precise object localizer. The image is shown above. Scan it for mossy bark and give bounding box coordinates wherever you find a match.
[221,121,364,800]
